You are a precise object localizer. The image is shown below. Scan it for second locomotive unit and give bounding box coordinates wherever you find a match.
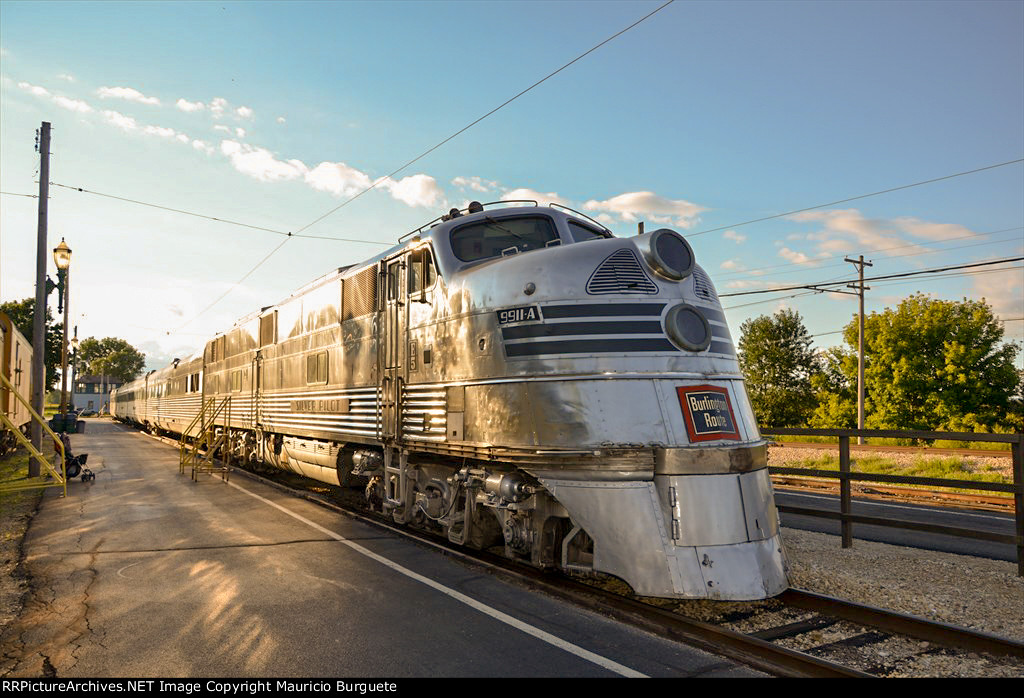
[113,201,788,600]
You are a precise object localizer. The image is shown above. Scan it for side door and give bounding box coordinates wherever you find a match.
[376,256,407,443]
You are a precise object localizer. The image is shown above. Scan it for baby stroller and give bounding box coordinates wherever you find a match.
[58,433,93,481]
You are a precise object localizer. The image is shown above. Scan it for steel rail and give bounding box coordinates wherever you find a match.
[139,429,1018,676]
[220,460,870,678]
[780,589,1024,659]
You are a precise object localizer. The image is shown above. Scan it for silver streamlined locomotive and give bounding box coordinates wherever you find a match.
[113,201,788,600]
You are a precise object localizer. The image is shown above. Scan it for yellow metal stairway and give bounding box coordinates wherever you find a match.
[179,397,233,482]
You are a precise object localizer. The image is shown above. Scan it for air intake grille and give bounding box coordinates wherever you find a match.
[342,266,378,321]
[586,249,658,295]
[691,267,718,302]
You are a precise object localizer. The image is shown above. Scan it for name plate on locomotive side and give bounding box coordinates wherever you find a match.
[676,385,740,442]
[496,305,542,325]
[290,398,350,414]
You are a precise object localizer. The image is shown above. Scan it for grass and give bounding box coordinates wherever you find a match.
[0,446,49,516]
[768,433,1012,451]
[779,453,1013,496]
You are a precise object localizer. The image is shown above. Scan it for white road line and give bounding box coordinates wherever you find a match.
[227,479,648,678]
[781,491,1012,522]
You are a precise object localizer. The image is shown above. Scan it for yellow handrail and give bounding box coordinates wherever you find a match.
[0,371,66,497]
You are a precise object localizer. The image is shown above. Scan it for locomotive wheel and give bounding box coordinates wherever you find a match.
[465,507,503,550]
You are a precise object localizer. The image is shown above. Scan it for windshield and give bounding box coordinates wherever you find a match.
[450,215,559,262]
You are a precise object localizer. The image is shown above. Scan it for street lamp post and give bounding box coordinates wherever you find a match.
[54,239,72,421]
[69,330,79,412]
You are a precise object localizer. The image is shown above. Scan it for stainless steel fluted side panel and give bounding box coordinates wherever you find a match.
[261,387,379,438]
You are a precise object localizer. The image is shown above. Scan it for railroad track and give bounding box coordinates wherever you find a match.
[223,458,1024,678]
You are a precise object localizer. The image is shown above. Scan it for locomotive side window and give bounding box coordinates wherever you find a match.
[450,215,558,262]
[407,246,436,296]
[306,351,328,384]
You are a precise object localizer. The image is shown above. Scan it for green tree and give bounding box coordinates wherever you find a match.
[0,297,63,390]
[817,294,1021,432]
[738,309,820,427]
[78,337,146,383]
[809,346,858,428]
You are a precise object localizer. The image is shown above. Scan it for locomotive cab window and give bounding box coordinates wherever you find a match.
[450,215,558,262]
[568,221,610,242]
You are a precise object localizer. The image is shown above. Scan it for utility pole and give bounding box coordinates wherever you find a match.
[845,255,872,445]
[29,122,51,477]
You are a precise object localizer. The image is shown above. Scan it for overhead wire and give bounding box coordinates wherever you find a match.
[47,182,390,244]
[169,0,676,334]
[687,157,1024,239]
[714,225,1024,281]
[718,256,1024,298]
[291,0,676,238]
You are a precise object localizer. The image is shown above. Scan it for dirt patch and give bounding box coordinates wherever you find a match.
[0,485,42,636]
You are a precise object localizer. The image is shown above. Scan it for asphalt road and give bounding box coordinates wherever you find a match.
[1,420,762,679]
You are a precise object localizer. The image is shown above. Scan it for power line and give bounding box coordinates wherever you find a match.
[718,256,1024,297]
[688,158,1024,239]
[175,237,291,333]
[48,182,390,245]
[715,225,1024,281]
[0,191,38,198]
[292,0,676,238]
[172,0,675,334]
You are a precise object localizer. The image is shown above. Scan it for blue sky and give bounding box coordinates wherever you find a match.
[1,0,1022,371]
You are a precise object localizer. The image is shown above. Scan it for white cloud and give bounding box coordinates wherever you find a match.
[380,174,444,208]
[584,191,706,228]
[890,217,974,242]
[723,229,747,244]
[276,116,286,124]
[453,176,498,193]
[235,127,246,138]
[777,247,813,264]
[18,81,50,97]
[102,110,138,131]
[97,86,160,106]
[213,124,232,133]
[143,125,178,139]
[235,106,253,119]
[721,259,745,271]
[788,209,946,257]
[304,161,373,197]
[973,268,1024,323]
[53,95,93,113]
[176,98,205,112]
[192,139,215,155]
[56,73,75,82]
[502,187,570,207]
[176,133,189,144]
[220,140,308,182]
[210,97,228,118]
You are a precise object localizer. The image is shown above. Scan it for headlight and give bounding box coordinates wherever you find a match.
[635,228,695,281]
[665,303,711,351]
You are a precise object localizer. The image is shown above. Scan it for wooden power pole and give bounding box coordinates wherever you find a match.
[29,122,51,477]
[845,255,872,445]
